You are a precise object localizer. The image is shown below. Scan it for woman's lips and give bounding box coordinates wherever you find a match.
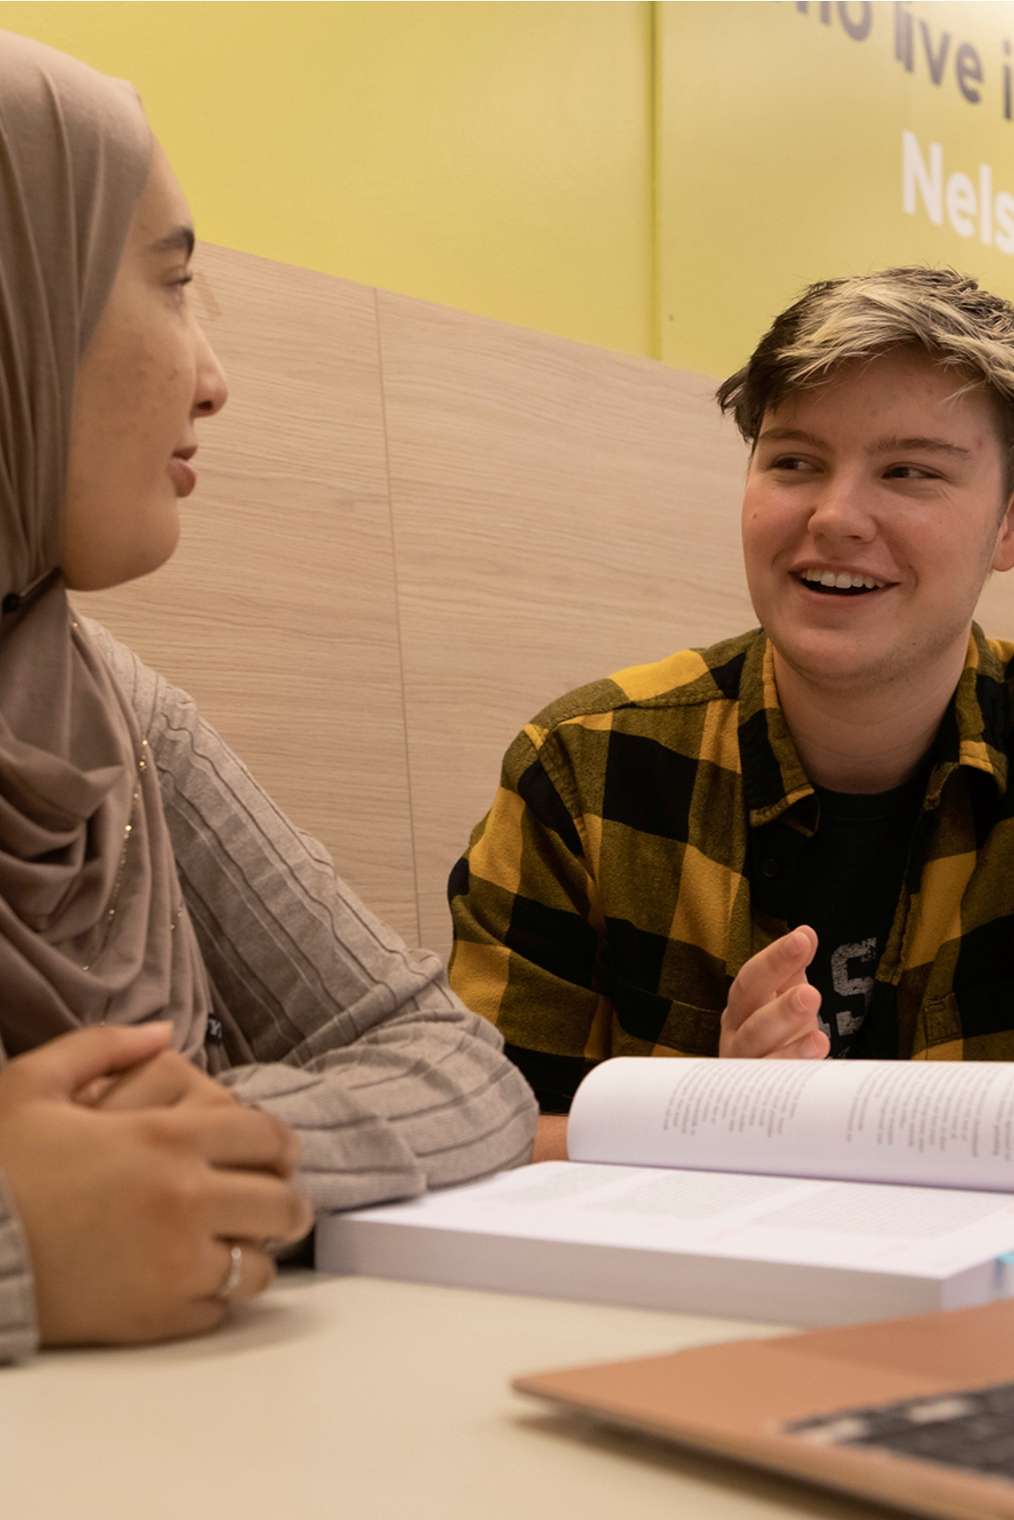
[168,456,198,497]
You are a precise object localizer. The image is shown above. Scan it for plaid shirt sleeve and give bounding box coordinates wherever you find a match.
[447,647,752,1109]
[448,720,612,1111]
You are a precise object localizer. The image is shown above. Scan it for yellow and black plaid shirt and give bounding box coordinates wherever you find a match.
[448,625,1014,1110]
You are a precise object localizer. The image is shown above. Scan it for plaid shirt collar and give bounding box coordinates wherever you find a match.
[736,623,1010,830]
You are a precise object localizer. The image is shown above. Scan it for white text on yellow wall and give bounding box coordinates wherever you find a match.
[903,128,1014,253]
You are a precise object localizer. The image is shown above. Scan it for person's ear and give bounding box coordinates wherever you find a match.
[992,494,1014,572]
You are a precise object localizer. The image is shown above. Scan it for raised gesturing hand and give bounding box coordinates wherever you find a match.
[719,927,830,1060]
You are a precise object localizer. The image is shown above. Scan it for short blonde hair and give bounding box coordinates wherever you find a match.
[717,267,1014,487]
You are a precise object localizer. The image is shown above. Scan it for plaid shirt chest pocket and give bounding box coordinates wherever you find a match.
[601,918,729,1058]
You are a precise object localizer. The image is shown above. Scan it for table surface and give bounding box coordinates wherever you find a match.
[2,1272,903,1520]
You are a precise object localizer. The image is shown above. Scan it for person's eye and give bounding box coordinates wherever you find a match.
[884,464,939,481]
[168,272,194,300]
[768,455,814,473]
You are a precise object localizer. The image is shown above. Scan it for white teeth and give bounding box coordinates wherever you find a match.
[800,568,886,591]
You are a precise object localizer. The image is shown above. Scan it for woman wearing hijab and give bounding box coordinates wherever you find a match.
[0,31,536,1362]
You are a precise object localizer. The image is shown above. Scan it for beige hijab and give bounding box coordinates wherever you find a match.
[0,32,211,1059]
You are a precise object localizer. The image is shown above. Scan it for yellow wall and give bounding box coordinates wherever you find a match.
[7,2,1013,379]
[0,2,653,357]
[658,1,1014,377]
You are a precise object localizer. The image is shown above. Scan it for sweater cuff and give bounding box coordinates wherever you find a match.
[0,1173,39,1364]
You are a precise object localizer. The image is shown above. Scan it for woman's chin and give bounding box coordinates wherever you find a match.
[63,525,181,592]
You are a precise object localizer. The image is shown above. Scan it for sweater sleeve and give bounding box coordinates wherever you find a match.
[84,620,537,1212]
[0,1176,37,1363]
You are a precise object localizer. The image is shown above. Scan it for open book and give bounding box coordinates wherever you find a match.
[315,1059,1014,1326]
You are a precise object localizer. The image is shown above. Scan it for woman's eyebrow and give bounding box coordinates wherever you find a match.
[145,224,195,259]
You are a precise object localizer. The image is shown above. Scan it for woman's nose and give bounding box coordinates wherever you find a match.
[193,325,228,419]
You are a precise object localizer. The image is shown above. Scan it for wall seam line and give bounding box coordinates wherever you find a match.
[650,0,663,362]
[373,287,424,952]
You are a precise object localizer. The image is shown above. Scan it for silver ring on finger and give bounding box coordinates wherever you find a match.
[215,1243,244,1301]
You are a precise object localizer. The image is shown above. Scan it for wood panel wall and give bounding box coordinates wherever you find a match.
[377,291,752,949]
[79,244,1014,960]
[76,249,417,941]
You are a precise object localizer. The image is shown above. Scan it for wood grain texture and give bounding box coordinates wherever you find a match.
[75,244,418,946]
[973,570,1014,642]
[378,292,754,957]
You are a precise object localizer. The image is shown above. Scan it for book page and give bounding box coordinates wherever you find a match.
[329,1161,1014,1280]
[567,1058,1014,1191]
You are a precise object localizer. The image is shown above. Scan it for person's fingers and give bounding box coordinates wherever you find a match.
[12,1023,174,1099]
[74,1075,118,1107]
[723,927,817,1032]
[94,1051,234,1112]
[724,982,822,1058]
[767,1026,831,1060]
[166,1103,301,1178]
[94,1060,174,1111]
[46,1295,230,1349]
[165,1300,229,1342]
[203,1242,278,1304]
[207,1171,313,1246]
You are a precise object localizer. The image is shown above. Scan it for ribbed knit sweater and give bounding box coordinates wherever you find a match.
[0,623,536,1361]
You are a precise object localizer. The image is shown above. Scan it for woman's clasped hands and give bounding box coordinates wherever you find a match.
[0,1024,312,1348]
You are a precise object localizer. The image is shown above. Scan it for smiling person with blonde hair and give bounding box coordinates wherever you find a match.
[451,265,1014,1158]
[0,30,535,1361]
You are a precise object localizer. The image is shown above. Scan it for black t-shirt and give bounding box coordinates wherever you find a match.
[750,775,925,1058]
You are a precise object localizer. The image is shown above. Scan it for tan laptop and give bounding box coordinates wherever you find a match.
[514,1299,1014,1520]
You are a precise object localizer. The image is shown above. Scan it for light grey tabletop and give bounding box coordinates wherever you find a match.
[2,1272,899,1520]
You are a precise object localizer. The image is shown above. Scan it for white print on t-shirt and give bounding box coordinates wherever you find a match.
[819,937,877,1040]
